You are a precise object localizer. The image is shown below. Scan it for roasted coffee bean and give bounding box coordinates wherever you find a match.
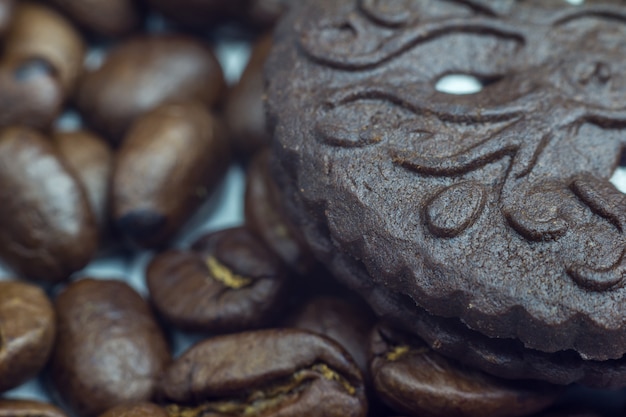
[98,403,167,417]
[285,294,395,417]
[0,58,64,130]
[0,127,98,283]
[147,226,288,333]
[0,1,82,129]
[0,281,55,393]
[369,323,562,417]
[50,279,171,417]
[157,329,368,417]
[245,150,315,275]
[4,1,85,95]
[0,399,67,417]
[144,0,245,29]
[0,0,13,36]
[528,410,606,417]
[245,0,290,29]
[47,0,142,37]
[225,34,272,157]
[76,35,226,144]
[112,101,229,248]
[285,295,375,378]
[53,129,113,232]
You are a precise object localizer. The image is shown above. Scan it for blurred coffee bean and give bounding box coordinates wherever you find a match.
[98,403,167,417]
[225,34,272,157]
[0,281,56,393]
[112,101,229,248]
[0,1,83,129]
[0,400,67,417]
[76,35,226,144]
[53,129,113,232]
[4,1,85,95]
[0,58,64,130]
[533,411,603,417]
[144,0,246,29]
[285,295,375,378]
[0,0,14,36]
[47,0,142,37]
[147,226,289,333]
[245,150,316,275]
[50,279,171,417]
[369,323,562,417]
[245,0,290,29]
[524,409,614,417]
[157,329,368,417]
[0,127,98,283]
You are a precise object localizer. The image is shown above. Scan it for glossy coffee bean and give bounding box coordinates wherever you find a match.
[4,1,85,95]
[0,400,67,417]
[534,412,603,417]
[0,0,14,36]
[50,279,171,417]
[0,58,64,130]
[245,0,290,29]
[76,35,226,144]
[157,329,368,417]
[98,403,167,417]
[225,34,272,157]
[144,0,245,28]
[147,226,289,333]
[245,150,315,274]
[0,281,56,393]
[47,0,142,37]
[0,127,98,283]
[53,129,113,232]
[113,101,229,248]
[286,295,375,378]
[0,1,84,129]
[524,409,612,417]
[369,323,562,417]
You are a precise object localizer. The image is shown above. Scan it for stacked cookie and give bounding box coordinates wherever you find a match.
[3,0,626,415]
[266,0,626,387]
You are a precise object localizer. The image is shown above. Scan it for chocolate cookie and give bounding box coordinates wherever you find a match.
[266,0,626,386]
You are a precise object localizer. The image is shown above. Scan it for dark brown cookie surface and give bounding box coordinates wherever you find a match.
[267,0,626,385]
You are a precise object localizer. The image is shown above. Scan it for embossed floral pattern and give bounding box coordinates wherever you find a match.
[303,0,626,292]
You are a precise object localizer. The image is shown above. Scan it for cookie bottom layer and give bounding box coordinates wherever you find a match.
[270,151,626,388]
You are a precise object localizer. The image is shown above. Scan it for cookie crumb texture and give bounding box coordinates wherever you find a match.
[267,0,626,386]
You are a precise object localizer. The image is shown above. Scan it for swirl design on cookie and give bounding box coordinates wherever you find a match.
[304,0,626,292]
[268,0,626,380]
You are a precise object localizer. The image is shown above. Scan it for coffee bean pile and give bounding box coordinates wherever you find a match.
[0,1,623,417]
